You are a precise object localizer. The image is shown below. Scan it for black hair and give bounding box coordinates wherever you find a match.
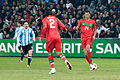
[23,20,29,24]
[84,10,91,14]
[45,9,52,16]
[18,20,22,25]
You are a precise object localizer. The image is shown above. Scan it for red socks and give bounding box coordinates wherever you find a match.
[48,55,55,68]
[88,52,92,64]
[58,53,67,62]
[48,53,68,69]
[85,52,92,64]
[50,63,54,68]
[85,56,89,62]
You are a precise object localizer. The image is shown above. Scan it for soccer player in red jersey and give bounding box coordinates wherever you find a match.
[39,9,72,74]
[75,10,97,70]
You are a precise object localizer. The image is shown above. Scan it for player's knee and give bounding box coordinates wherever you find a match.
[48,51,52,55]
[83,49,88,56]
[19,48,21,52]
[85,54,88,57]
[24,54,28,57]
[84,51,88,57]
[86,47,90,53]
[87,49,90,53]
[28,50,33,56]
[56,52,61,55]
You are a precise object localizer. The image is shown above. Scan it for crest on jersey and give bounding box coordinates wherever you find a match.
[81,22,93,27]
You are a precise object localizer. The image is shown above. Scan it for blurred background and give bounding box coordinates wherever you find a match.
[0,0,120,39]
[0,1,120,79]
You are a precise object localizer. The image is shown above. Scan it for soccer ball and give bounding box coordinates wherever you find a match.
[90,63,97,70]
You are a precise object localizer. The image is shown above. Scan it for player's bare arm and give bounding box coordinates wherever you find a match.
[39,20,47,42]
[76,25,79,32]
[64,28,67,33]
[73,25,79,32]
[57,18,67,33]
[74,23,80,32]
[39,37,42,42]
[13,38,15,41]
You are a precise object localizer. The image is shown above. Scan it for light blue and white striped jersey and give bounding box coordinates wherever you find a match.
[13,26,24,46]
[18,27,35,46]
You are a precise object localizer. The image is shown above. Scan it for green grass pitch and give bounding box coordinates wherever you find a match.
[0,57,120,80]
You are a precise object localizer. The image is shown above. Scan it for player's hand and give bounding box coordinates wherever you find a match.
[73,26,76,30]
[76,26,79,32]
[64,29,67,33]
[92,36,96,41]
[63,28,67,33]
[13,38,15,41]
[39,37,41,42]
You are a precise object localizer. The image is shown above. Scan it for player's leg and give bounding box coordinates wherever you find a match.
[27,44,33,68]
[56,52,72,70]
[56,52,67,63]
[81,39,90,64]
[83,48,89,62]
[21,45,30,67]
[83,44,93,70]
[55,39,72,70]
[86,43,97,70]
[18,46,24,63]
[24,54,28,58]
[48,51,55,69]
[82,38,92,65]
[48,51,56,74]
[83,44,92,65]
[46,40,56,74]
[86,38,93,65]
[27,50,33,68]
[86,44,92,65]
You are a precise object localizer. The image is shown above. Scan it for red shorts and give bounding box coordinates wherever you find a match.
[46,38,62,52]
[81,37,93,50]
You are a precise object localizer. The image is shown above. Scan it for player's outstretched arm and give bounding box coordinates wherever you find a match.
[57,18,67,32]
[64,29,67,33]
[40,21,47,42]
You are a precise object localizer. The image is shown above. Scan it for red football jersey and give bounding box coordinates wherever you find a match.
[40,16,66,41]
[77,18,97,39]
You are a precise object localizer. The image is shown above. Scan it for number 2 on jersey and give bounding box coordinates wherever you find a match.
[49,19,55,28]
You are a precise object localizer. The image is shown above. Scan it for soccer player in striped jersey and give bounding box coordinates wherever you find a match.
[13,20,25,63]
[75,10,97,70]
[17,20,35,68]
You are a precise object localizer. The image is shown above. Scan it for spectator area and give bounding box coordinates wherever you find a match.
[0,0,120,39]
